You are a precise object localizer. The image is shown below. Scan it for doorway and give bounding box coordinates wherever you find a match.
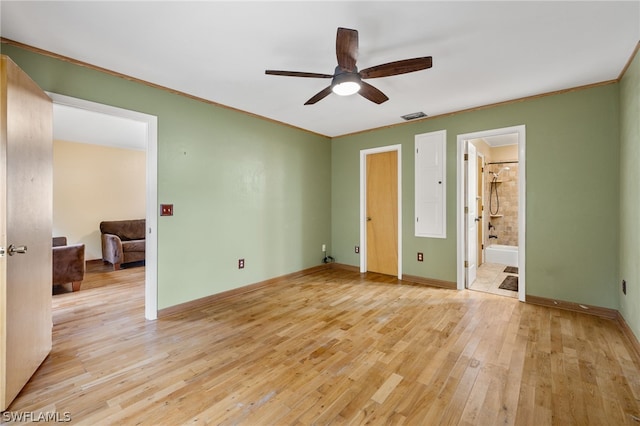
[456,125,526,301]
[48,93,159,319]
[359,145,402,278]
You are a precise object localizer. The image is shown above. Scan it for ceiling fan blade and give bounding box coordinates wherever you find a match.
[304,86,333,105]
[359,57,433,79]
[336,27,358,72]
[266,70,333,78]
[358,81,389,104]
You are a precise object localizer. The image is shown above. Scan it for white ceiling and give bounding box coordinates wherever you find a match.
[53,104,147,150]
[2,1,639,138]
[483,133,518,147]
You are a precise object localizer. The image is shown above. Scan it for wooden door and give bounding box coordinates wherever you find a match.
[0,55,53,411]
[366,151,398,276]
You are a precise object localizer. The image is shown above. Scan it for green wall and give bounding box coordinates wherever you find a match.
[620,48,640,337]
[1,44,332,310]
[2,42,628,316]
[332,84,620,309]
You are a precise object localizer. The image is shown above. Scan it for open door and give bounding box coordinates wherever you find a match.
[0,55,53,410]
[465,141,478,286]
[477,154,484,267]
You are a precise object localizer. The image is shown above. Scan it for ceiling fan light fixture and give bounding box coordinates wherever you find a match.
[331,73,361,96]
[332,81,360,96]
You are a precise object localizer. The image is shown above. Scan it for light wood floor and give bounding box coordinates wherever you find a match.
[8,263,640,425]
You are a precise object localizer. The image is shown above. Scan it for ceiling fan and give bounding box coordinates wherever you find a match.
[265,27,433,105]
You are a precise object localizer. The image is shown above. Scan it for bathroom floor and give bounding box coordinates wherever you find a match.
[469,262,518,298]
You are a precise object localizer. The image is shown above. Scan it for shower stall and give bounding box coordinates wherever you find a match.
[486,160,519,252]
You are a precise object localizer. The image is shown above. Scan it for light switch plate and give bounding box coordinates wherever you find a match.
[160,204,173,216]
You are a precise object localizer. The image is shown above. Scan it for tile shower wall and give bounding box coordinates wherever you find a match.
[486,163,518,247]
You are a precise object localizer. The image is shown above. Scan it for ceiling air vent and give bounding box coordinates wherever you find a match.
[401,111,427,121]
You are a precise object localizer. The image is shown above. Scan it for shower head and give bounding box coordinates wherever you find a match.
[491,166,510,178]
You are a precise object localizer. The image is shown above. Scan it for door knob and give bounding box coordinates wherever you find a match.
[8,245,27,256]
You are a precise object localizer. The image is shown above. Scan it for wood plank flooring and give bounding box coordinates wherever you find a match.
[6,263,640,425]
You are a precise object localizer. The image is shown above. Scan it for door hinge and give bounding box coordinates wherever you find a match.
[464,261,469,268]
[464,154,468,161]
[464,206,469,214]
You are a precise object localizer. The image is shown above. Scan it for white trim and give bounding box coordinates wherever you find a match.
[359,144,402,279]
[456,125,526,302]
[47,93,159,319]
[477,152,486,266]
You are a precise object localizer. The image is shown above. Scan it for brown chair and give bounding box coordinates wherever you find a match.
[100,219,145,270]
[52,237,85,292]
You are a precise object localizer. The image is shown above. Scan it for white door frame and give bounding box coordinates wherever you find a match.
[360,144,402,278]
[456,125,526,301]
[48,93,159,319]
[477,152,486,266]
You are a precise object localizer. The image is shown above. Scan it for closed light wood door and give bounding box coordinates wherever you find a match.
[1,56,53,411]
[366,151,398,276]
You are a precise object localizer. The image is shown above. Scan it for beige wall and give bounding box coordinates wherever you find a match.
[53,140,146,260]
[489,144,518,162]
[469,138,491,158]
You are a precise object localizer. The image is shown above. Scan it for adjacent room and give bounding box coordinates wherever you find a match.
[52,103,147,292]
[1,1,639,424]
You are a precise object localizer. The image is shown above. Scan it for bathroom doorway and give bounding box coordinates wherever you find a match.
[456,125,526,301]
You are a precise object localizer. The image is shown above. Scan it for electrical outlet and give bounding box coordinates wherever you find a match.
[160,204,173,216]
[322,244,326,252]
[355,246,360,254]
[238,259,245,269]
[417,252,424,262]
[622,279,627,295]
